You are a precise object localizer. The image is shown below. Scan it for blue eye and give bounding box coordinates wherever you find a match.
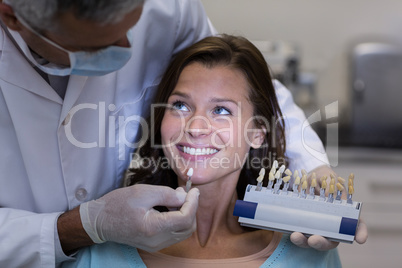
[213,106,231,115]
[172,101,189,112]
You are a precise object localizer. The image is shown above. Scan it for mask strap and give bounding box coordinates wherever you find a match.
[0,19,52,82]
[0,19,37,68]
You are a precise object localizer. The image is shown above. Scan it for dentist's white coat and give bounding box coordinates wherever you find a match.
[0,0,327,267]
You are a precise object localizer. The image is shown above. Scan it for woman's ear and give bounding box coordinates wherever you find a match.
[0,2,22,31]
[250,126,267,149]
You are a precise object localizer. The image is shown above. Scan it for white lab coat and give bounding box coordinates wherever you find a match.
[0,0,328,267]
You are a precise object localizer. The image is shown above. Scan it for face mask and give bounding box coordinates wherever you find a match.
[15,14,133,77]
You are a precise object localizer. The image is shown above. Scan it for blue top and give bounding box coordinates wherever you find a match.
[62,234,341,268]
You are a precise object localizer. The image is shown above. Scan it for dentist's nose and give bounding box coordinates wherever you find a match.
[186,115,212,137]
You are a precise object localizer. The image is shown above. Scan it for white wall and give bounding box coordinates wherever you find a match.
[201,0,402,117]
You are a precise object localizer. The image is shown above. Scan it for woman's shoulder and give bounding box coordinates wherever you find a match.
[61,242,146,268]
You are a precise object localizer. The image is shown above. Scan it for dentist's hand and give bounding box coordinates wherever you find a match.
[290,218,368,250]
[79,185,199,252]
[290,165,368,250]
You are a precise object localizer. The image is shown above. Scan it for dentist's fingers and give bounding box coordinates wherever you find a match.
[355,219,368,244]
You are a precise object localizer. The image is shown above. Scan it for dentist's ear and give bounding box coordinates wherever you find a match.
[0,2,21,31]
[250,126,267,149]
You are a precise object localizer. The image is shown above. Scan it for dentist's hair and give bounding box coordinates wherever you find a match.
[125,34,287,199]
[5,0,144,31]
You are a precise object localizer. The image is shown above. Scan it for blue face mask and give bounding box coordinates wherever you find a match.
[16,15,133,77]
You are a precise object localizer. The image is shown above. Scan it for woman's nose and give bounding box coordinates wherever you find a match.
[185,115,212,137]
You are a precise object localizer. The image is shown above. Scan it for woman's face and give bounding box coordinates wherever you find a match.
[161,62,265,187]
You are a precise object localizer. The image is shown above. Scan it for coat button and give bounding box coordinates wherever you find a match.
[62,113,71,125]
[75,188,88,201]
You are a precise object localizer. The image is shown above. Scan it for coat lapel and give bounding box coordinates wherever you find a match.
[0,28,63,104]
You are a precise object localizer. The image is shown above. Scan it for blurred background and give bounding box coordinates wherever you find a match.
[201,0,402,267]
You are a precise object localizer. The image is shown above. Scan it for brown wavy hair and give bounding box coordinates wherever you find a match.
[125,34,286,199]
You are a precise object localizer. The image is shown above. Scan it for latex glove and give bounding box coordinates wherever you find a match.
[290,218,368,250]
[290,165,368,250]
[80,184,199,252]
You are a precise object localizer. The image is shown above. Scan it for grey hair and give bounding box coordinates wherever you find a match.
[6,0,145,31]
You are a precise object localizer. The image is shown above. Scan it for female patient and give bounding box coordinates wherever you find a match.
[63,35,341,267]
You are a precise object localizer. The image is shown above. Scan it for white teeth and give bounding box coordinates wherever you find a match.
[183,146,218,156]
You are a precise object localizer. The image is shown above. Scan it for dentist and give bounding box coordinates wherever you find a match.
[0,0,366,267]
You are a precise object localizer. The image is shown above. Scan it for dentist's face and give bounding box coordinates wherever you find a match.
[161,62,264,187]
[14,5,143,66]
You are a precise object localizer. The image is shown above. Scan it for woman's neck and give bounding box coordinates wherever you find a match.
[157,173,274,259]
[194,181,242,247]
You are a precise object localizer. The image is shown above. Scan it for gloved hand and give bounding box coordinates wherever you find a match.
[290,165,368,250]
[290,218,368,250]
[79,184,199,252]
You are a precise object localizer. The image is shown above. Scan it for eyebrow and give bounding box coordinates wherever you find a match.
[170,91,239,106]
[209,97,239,106]
[170,91,189,98]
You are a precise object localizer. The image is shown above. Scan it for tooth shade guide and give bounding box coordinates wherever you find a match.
[284,169,292,176]
[348,185,354,195]
[185,168,193,193]
[273,160,278,169]
[301,174,307,184]
[256,172,264,191]
[235,184,362,243]
[311,178,317,188]
[337,177,346,186]
[278,165,286,174]
[320,175,328,189]
[283,176,291,183]
[236,168,362,243]
[348,173,354,186]
[293,170,299,179]
[321,179,328,189]
[329,184,335,194]
[186,178,192,193]
[269,166,276,174]
[336,183,344,192]
[330,177,336,186]
[311,172,316,181]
